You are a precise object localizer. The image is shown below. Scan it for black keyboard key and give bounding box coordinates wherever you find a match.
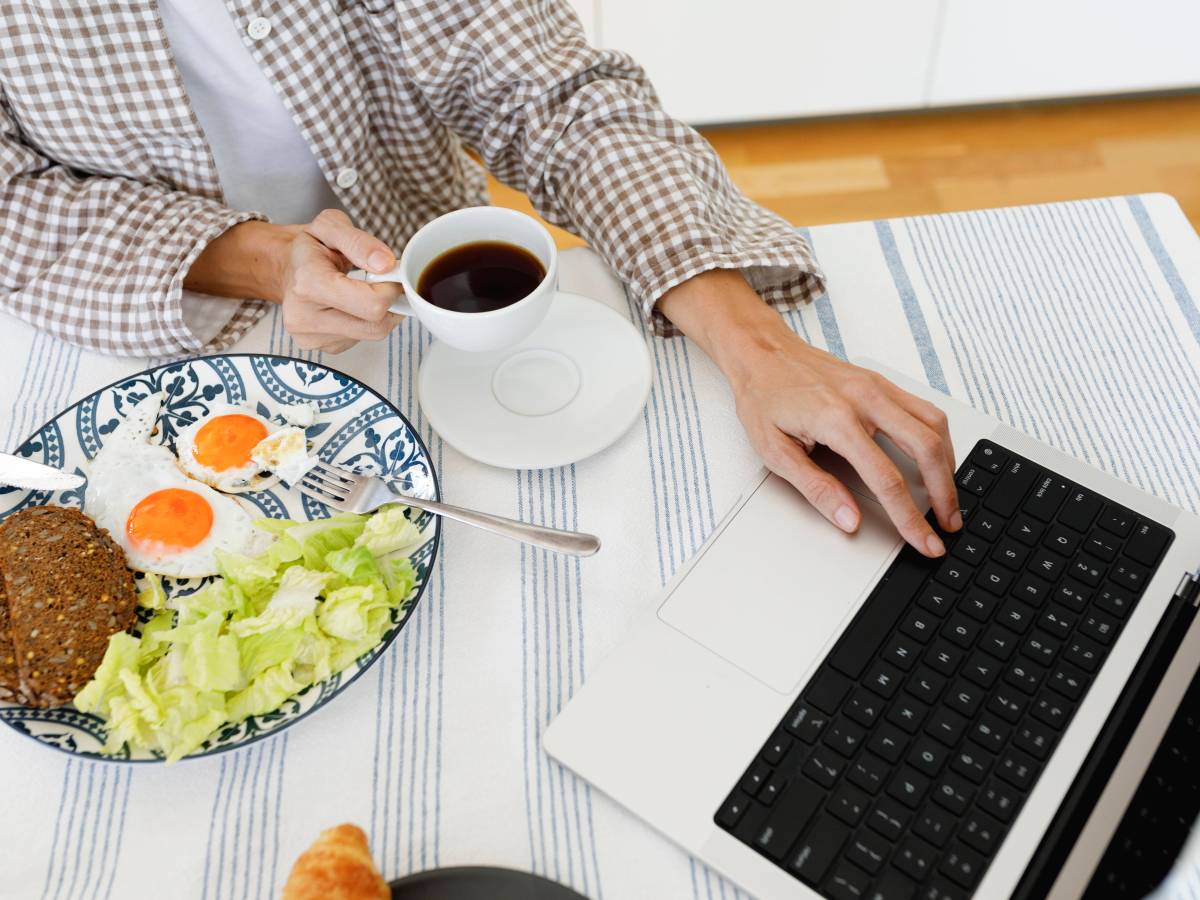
[943,614,981,650]
[1047,662,1088,701]
[761,771,786,805]
[909,735,951,778]
[806,669,853,715]
[869,722,910,764]
[848,752,890,795]
[961,809,1004,856]
[1068,554,1106,588]
[998,598,1037,634]
[962,651,1001,688]
[1044,523,1083,557]
[951,741,992,784]
[1059,488,1102,533]
[1054,579,1091,613]
[830,552,936,678]
[1066,635,1103,672]
[958,591,998,623]
[1011,572,1052,608]
[941,841,986,889]
[996,749,1039,790]
[931,772,974,815]
[986,457,1040,518]
[741,762,771,796]
[867,796,911,841]
[975,562,1013,597]
[935,557,973,591]
[1126,519,1170,566]
[901,609,939,644]
[1039,605,1076,640]
[717,792,751,828]
[1015,721,1055,761]
[1095,584,1135,619]
[926,640,963,676]
[1022,631,1060,667]
[926,707,968,747]
[1025,475,1069,522]
[846,690,884,728]
[888,766,930,809]
[992,538,1029,571]
[1084,533,1119,562]
[894,836,938,882]
[755,777,825,861]
[826,860,871,900]
[1027,548,1068,582]
[785,702,830,744]
[1031,691,1073,731]
[1008,514,1044,547]
[1079,609,1119,645]
[1098,505,1135,537]
[971,441,1008,473]
[826,720,868,758]
[1004,657,1044,694]
[972,713,1010,753]
[789,814,849,884]
[884,634,922,672]
[918,584,956,616]
[922,877,969,900]
[914,803,957,848]
[946,679,985,717]
[804,746,846,788]
[888,695,930,734]
[1110,560,1149,593]
[979,780,1020,823]
[968,511,1004,540]
[871,870,918,900]
[830,783,872,826]
[988,686,1028,723]
[980,624,1018,661]
[951,534,987,565]
[907,667,946,704]
[847,828,892,875]
[959,466,993,497]
[763,730,792,765]
[866,660,904,700]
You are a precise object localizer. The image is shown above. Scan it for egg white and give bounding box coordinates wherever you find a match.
[174,401,281,494]
[85,394,272,578]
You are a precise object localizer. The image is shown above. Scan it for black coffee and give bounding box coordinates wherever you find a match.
[417,241,546,313]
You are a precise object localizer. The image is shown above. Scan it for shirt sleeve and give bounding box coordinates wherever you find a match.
[0,95,268,357]
[394,0,825,335]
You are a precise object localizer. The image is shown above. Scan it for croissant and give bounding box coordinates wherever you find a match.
[282,823,390,900]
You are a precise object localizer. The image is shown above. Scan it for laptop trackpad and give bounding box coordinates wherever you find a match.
[658,470,902,694]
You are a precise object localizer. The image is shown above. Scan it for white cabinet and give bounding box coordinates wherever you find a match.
[596,0,943,125]
[929,0,1200,105]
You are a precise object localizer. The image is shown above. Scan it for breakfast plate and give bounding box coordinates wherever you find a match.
[0,354,440,762]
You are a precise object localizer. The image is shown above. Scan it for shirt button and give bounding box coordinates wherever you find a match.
[335,167,359,189]
[247,17,271,40]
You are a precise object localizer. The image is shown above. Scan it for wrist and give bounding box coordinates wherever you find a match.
[185,221,299,303]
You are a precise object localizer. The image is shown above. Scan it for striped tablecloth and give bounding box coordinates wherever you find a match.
[3,194,1200,900]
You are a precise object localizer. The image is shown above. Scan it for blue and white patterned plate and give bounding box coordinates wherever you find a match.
[0,354,440,762]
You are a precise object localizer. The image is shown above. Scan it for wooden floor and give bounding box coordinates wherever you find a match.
[489,93,1200,249]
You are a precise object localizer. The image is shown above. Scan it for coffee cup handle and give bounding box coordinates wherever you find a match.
[347,268,414,316]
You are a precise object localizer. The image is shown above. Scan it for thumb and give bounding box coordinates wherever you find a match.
[765,434,861,533]
[306,209,395,274]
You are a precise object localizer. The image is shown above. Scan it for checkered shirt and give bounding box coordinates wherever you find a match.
[0,1,824,356]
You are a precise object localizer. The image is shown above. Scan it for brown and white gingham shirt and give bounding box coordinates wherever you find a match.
[0,1,823,357]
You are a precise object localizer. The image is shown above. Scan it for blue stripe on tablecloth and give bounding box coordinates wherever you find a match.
[797,227,847,361]
[876,219,949,393]
[1128,196,1200,347]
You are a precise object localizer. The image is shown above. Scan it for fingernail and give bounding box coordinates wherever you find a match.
[926,533,946,557]
[950,510,963,531]
[368,250,393,273]
[834,506,857,532]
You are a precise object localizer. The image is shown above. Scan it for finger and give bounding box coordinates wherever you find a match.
[311,308,403,342]
[306,209,396,273]
[834,423,945,557]
[891,388,957,482]
[299,262,401,322]
[289,333,358,354]
[761,432,862,533]
[321,339,358,355]
[869,401,960,534]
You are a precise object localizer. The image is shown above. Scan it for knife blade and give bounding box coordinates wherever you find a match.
[0,452,85,491]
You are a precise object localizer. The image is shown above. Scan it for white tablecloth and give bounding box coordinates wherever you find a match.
[3,194,1200,900]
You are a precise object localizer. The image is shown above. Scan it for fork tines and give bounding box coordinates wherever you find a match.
[300,463,358,501]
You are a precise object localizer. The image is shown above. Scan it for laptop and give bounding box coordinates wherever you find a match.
[545,359,1200,900]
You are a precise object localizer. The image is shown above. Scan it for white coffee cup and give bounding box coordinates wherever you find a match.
[348,206,558,353]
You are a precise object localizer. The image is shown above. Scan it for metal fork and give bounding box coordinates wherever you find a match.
[297,461,601,557]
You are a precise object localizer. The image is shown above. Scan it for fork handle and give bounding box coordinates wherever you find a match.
[400,494,601,557]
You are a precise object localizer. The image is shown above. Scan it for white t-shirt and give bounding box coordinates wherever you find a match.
[157,0,344,340]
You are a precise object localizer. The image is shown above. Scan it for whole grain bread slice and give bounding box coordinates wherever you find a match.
[0,582,20,702]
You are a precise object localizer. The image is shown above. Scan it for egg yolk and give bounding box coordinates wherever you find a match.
[192,414,269,472]
[126,488,214,550]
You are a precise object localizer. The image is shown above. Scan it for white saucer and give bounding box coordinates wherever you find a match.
[417,291,652,469]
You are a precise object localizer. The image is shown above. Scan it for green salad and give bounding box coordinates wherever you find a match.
[74,505,422,762]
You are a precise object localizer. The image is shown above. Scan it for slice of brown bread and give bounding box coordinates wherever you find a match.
[0,581,19,702]
[0,506,138,708]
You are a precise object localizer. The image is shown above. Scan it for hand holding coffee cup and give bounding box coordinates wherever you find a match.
[349,207,558,352]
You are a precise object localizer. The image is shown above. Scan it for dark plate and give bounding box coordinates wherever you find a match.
[390,866,589,900]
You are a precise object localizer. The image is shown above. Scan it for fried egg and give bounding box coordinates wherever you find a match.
[250,426,316,486]
[174,402,281,493]
[85,394,271,578]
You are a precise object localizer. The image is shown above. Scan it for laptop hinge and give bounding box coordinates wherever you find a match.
[1012,569,1200,900]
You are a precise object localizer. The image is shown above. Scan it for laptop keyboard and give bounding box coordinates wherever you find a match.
[714,439,1174,900]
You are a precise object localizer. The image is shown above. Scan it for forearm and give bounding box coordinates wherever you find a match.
[184,221,300,303]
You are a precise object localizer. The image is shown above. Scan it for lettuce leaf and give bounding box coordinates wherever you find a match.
[353,504,421,557]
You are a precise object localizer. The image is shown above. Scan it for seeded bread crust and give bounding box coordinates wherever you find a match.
[0,582,18,702]
[0,506,138,708]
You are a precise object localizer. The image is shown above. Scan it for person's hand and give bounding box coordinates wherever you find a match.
[659,270,960,558]
[278,209,405,353]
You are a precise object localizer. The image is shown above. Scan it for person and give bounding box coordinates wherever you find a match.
[0,0,958,556]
